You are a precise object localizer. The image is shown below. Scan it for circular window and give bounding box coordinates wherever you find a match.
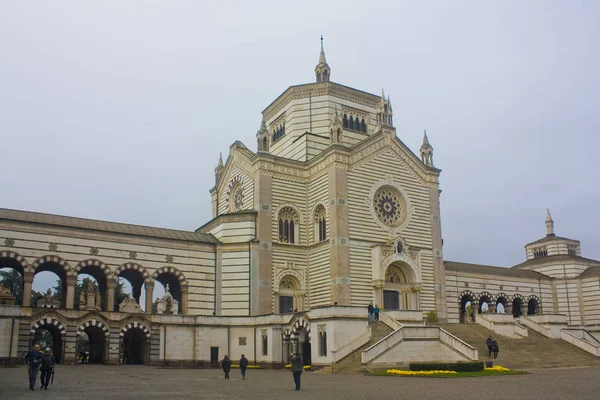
[373,187,405,227]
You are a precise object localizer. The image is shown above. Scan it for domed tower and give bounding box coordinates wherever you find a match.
[315,36,331,83]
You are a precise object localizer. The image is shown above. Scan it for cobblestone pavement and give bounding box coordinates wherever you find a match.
[2,365,600,400]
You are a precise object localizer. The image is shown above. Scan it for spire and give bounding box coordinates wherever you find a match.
[420,130,434,166]
[545,209,555,236]
[315,36,331,83]
[381,89,385,102]
[217,153,223,168]
[387,95,392,110]
[319,35,327,64]
[256,118,270,152]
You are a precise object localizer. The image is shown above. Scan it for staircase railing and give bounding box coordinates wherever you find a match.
[330,328,371,364]
[561,329,600,357]
[379,311,403,330]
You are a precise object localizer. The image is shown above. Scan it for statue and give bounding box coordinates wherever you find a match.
[165,297,173,313]
[0,284,16,305]
[0,285,11,296]
[36,288,60,308]
[119,295,143,313]
[44,288,53,304]
[79,290,86,307]
[156,283,178,315]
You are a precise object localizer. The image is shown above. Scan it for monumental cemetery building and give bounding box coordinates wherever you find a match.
[1,42,600,369]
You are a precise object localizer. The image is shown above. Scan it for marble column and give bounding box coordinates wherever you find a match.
[181,284,189,314]
[328,166,351,305]
[145,282,154,313]
[106,278,117,312]
[66,275,77,309]
[22,271,34,307]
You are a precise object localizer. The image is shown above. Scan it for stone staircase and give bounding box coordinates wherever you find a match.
[317,322,393,374]
[439,323,600,370]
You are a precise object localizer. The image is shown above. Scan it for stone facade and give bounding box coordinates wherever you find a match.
[1,42,599,367]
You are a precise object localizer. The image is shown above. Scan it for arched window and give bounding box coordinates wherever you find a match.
[262,137,268,151]
[262,331,268,356]
[319,331,327,356]
[278,207,299,244]
[349,116,355,130]
[343,114,348,129]
[361,119,366,133]
[314,205,327,243]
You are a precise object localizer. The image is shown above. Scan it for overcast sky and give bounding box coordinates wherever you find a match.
[1,1,599,294]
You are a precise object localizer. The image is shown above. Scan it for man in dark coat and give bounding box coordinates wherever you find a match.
[290,352,303,391]
[40,348,55,390]
[239,354,249,380]
[492,340,499,359]
[486,336,493,357]
[222,355,232,380]
[367,302,374,323]
[25,344,43,391]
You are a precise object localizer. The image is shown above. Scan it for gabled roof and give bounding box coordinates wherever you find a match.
[0,208,219,244]
[512,254,600,269]
[445,261,550,280]
[579,266,600,279]
[525,234,579,247]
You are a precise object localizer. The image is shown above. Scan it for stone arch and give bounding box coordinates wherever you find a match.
[478,291,494,313]
[290,317,311,340]
[116,263,151,282]
[276,272,304,313]
[30,316,67,335]
[120,321,151,339]
[459,290,476,323]
[73,259,113,278]
[512,293,526,317]
[380,252,420,283]
[77,318,110,337]
[527,295,541,315]
[0,250,29,274]
[31,255,72,276]
[151,266,187,285]
[495,293,509,313]
[275,270,304,290]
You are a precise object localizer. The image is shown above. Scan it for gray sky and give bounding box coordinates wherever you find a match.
[1,1,599,295]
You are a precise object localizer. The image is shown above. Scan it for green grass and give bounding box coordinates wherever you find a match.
[370,370,528,378]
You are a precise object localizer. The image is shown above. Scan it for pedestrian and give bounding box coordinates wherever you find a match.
[222,355,232,380]
[40,348,55,390]
[374,305,380,321]
[492,340,499,359]
[290,352,303,391]
[486,336,493,357]
[25,344,43,391]
[239,354,249,380]
[367,302,374,323]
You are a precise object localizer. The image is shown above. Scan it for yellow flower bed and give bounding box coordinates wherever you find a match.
[285,364,311,370]
[386,369,456,376]
[231,364,263,369]
[484,365,510,372]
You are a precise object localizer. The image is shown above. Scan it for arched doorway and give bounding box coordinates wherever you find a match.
[77,321,109,364]
[383,263,417,310]
[478,292,494,314]
[527,296,540,315]
[495,295,508,314]
[459,291,476,323]
[120,322,150,365]
[30,318,66,364]
[298,327,311,366]
[512,297,523,318]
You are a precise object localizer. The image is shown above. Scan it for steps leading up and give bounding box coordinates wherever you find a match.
[439,323,600,370]
[317,322,392,374]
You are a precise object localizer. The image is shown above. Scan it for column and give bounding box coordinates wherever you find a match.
[106,278,117,312]
[253,170,273,315]
[429,185,447,321]
[520,304,528,318]
[505,303,513,316]
[488,301,496,314]
[22,271,34,307]
[328,164,351,305]
[181,284,189,314]
[66,275,77,309]
[373,284,383,309]
[145,282,154,314]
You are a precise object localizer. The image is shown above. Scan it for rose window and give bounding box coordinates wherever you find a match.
[373,187,403,226]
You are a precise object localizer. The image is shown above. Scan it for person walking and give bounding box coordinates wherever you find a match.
[290,352,303,391]
[239,354,249,380]
[367,302,374,323]
[222,355,232,380]
[492,340,499,359]
[25,344,43,391]
[40,348,55,390]
[486,336,493,357]
[374,305,380,322]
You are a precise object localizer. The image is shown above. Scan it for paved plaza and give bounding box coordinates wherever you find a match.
[1,365,600,400]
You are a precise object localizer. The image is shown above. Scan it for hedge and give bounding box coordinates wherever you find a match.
[409,361,484,372]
